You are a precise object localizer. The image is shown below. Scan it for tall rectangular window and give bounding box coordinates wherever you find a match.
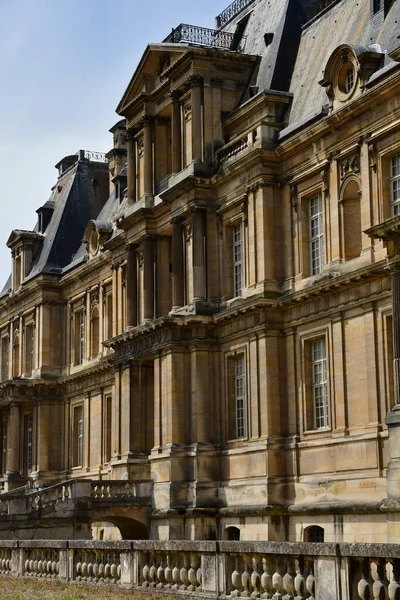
[390,154,400,216]
[24,324,34,376]
[73,405,84,467]
[74,311,85,365]
[104,395,112,463]
[309,194,324,275]
[1,415,7,475]
[24,413,33,474]
[1,337,9,381]
[233,223,243,297]
[312,338,329,429]
[234,355,246,438]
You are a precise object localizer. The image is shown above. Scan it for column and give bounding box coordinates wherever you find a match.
[126,245,137,327]
[143,236,155,320]
[7,403,20,475]
[143,116,154,198]
[192,208,206,301]
[189,75,203,163]
[170,91,182,173]
[171,218,184,309]
[126,131,136,204]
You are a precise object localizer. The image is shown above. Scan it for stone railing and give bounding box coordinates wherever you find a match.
[91,480,152,503]
[216,134,249,163]
[0,539,400,599]
[27,481,73,511]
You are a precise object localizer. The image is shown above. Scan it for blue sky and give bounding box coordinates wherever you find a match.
[0,0,229,286]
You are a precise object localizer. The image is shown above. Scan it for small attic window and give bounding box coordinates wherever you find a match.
[230,12,251,51]
[264,33,274,47]
[338,62,356,96]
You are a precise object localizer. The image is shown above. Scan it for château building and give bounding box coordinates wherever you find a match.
[1,0,400,545]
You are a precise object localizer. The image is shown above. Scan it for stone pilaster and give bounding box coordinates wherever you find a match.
[171,217,184,309]
[170,92,182,173]
[143,236,155,321]
[126,245,138,328]
[126,131,136,204]
[189,76,203,163]
[143,116,154,199]
[192,207,206,302]
[6,403,21,478]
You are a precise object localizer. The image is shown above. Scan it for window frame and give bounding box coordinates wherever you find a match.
[309,193,324,276]
[311,338,329,429]
[300,329,332,435]
[390,153,400,217]
[226,348,248,442]
[233,222,244,298]
[72,404,84,468]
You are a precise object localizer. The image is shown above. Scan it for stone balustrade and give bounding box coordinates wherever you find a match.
[0,539,399,599]
[217,134,250,163]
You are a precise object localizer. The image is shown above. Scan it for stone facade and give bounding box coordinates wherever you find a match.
[1,0,400,543]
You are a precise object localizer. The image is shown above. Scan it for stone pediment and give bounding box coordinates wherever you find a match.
[117,44,189,117]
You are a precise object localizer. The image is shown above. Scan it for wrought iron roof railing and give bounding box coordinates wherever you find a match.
[216,0,255,28]
[163,24,236,51]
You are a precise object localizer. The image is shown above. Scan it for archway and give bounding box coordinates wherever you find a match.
[224,526,240,541]
[303,525,324,542]
[341,179,361,261]
[91,516,149,540]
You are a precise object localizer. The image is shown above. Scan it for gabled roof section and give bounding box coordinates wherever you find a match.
[117,44,189,116]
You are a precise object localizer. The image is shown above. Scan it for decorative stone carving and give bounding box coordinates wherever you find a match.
[339,153,360,181]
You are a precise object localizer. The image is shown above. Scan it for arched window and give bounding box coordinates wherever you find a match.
[341,179,361,261]
[304,525,324,542]
[224,526,240,541]
[91,306,100,359]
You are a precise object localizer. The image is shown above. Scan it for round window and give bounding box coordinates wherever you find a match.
[337,61,356,99]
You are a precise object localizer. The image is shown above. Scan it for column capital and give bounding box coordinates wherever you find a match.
[168,90,181,102]
[188,74,204,87]
[142,114,155,126]
[171,216,185,225]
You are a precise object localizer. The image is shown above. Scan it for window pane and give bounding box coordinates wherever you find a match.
[311,338,329,429]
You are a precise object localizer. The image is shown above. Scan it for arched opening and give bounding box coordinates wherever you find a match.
[91,517,149,541]
[224,526,240,541]
[91,306,100,359]
[304,525,324,542]
[341,179,361,261]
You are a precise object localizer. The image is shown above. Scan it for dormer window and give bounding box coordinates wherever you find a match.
[344,65,355,94]
[6,230,44,292]
[320,44,383,112]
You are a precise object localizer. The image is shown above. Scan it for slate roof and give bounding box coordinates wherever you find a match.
[1,154,109,295]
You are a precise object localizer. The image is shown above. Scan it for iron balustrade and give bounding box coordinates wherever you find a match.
[163,24,237,51]
[216,0,255,28]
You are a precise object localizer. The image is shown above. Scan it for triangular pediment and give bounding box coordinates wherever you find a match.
[117,44,189,116]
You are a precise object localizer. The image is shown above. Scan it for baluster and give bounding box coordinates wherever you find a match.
[110,552,118,582]
[33,551,39,576]
[180,553,190,590]
[81,550,88,581]
[93,552,99,581]
[98,553,105,581]
[305,560,315,600]
[272,559,284,600]
[294,557,306,600]
[283,558,295,599]
[251,556,261,598]
[157,553,165,588]
[389,558,400,600]
[197,555,203,590]
[149,554,158,587]
[242,556,252,597]
[188,553,200,591]
[232,556,243,596]
[142,553,151,587]
[373,559,389,600]
[87,551,94,581]
[165,553,173,588]
[104,552,111,581]
[172,554,181,590]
